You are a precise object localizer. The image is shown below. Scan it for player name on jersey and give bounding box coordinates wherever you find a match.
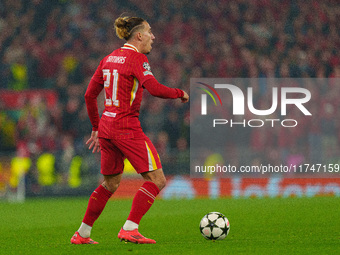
[106,56,126,64]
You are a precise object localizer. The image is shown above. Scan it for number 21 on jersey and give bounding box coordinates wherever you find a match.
[103,69,119,107]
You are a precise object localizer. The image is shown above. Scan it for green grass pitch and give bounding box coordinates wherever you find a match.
[0,197,339,254]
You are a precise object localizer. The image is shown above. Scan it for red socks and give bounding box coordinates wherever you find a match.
[127,181,160,224]
[82,182,159,228]
[82,185,113,227]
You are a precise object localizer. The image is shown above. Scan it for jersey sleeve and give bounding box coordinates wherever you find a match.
[133,54,184,99]
[142,78,184,98]
[84,62,104,131]
[91,59,105,84]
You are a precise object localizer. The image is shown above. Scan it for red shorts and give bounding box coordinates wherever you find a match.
[99,135,162,175]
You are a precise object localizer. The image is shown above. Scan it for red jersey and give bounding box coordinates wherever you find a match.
[85,43,184,139]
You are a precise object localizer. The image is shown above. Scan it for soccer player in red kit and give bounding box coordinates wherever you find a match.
[70,16,189,244]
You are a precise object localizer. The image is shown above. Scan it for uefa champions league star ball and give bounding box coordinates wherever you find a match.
[199,212,230,240]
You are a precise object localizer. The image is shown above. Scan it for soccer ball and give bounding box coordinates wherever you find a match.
[199,212,230,240]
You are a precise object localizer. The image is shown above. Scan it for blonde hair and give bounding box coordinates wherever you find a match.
[114,16,145,41]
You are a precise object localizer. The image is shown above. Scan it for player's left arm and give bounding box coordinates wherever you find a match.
[85,60,104,132]
[86,130,100,153]
[84,78,103,131]
[84,78,103,153]
[84,61,104,153]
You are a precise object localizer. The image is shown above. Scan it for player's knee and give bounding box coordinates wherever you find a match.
[102,180,120,193]
[142,169,166,191]
[108,182,120,193]
[155,176,166,191]
[102,173,122,193]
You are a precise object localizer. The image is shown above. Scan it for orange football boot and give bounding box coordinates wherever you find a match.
[118,228,156,244]
[70,231,98,244]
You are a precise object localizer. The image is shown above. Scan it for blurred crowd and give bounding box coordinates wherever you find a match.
[1,0,340,178]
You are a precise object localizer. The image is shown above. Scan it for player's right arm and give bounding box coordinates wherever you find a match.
[133,55,188,101]
[142,78,185,99]
[180,91,189,103]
